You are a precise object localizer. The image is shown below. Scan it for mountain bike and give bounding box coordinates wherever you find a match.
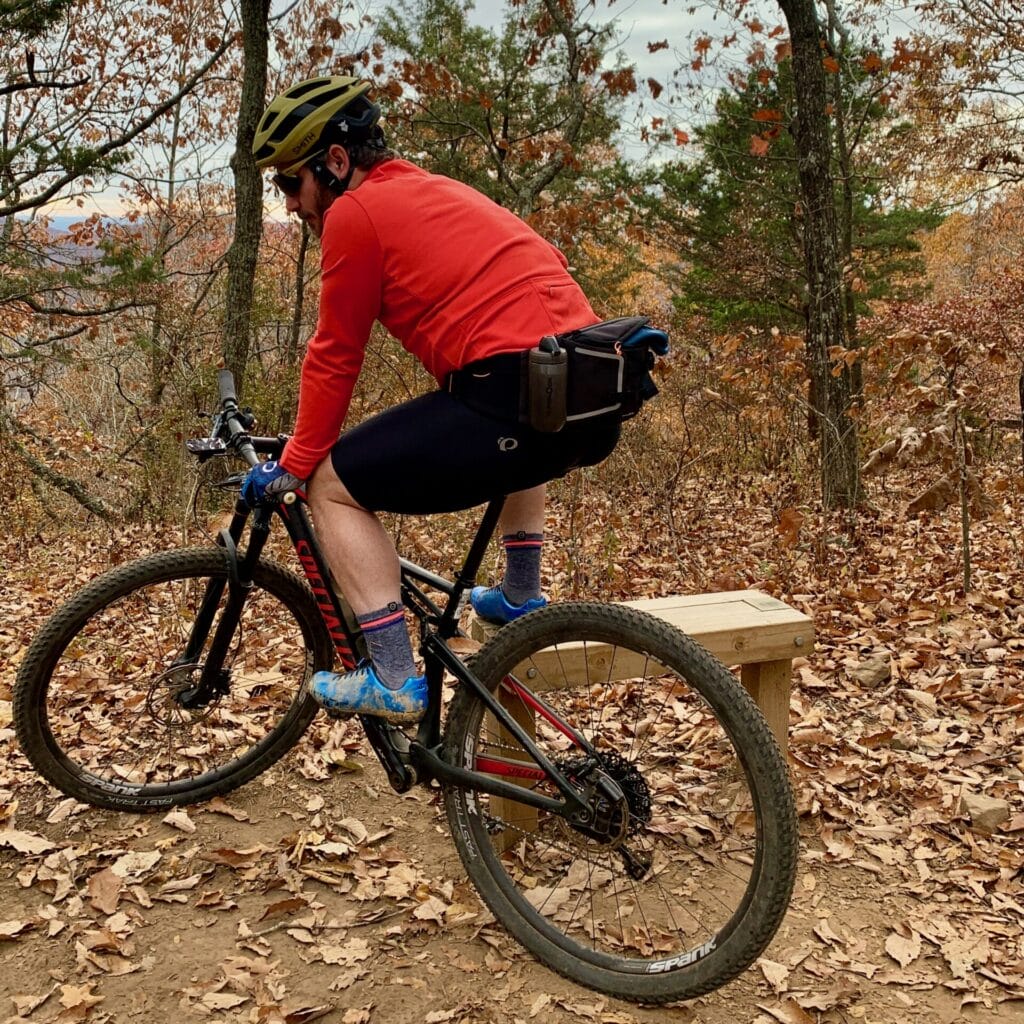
[14,371,798,1002]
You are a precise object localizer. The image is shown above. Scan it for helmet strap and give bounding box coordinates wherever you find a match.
[312,156,355,197]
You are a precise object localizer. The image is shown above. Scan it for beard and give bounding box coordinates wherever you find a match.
[306,179,339,238]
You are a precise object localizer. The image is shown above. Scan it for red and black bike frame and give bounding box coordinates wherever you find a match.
[190,380,604,821]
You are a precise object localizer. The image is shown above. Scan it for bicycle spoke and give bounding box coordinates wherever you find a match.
[445,600,798,999]
[29,555,317,798]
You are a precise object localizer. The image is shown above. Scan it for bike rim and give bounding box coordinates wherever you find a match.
[460,632,772,973]
[37,568,314,799]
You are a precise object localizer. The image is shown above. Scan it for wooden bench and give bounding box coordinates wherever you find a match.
[472,590,813,755]
[471,590,812,850]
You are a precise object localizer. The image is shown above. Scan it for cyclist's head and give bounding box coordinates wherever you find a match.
[252,75,389,177]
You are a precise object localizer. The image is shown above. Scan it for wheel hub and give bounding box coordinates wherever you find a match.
[145,663,217,723]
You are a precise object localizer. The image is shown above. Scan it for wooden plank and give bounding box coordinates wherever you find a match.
[485,686,538,853]
[472,591,812,668]
[469,590,809,756]
[621,593,813,666]
[741,659,792,755]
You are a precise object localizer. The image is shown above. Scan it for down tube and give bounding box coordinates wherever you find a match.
[276,501,362,670]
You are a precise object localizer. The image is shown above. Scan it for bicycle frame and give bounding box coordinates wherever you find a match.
[191,435,600,823]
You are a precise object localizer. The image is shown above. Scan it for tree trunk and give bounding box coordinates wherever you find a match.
[1018,363,1023,474]
[777,0,860,508]
[282,222,310,425]
[822,0,862,402]
[285,223,310,372]
[222,0,270,397]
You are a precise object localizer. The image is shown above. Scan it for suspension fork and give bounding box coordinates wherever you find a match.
[175,501,250,668]
[177,502,272,704]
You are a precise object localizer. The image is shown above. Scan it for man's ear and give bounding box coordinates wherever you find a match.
[325,143,351,180]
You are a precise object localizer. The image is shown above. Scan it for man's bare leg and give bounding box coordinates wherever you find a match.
[308,469,547,612]
[499,483,546,538]
[307,458,400,614]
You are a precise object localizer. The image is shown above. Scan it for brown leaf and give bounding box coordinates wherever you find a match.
[758,997,816,1024]
[87,868,122,915]
[885,929,922,968]
[199,846,268,869]
[201,992,249,1010]
[776,507,805,548]
[0,918,36,940]
[205,797,250,821]
[58,983,104,1011]
[412,895,448,924]
[0,828,55,855]
[259,896,308,922]
[758,957,790,994]
[12,986,57,1016]
[110,850,161,880]
[161,809,196,833]
[447,636,481,655]
[285,1007,335,1024]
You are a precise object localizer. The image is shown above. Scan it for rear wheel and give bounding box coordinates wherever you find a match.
[14,548,331,811]
[443,602,797,1002]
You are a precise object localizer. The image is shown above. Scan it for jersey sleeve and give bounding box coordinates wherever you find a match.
[280,199,383,479]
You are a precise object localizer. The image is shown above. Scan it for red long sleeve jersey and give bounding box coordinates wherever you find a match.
[279,159,597,479]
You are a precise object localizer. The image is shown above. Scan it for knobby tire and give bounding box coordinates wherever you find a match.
[442,602,798,1002]
[14,548,331,812]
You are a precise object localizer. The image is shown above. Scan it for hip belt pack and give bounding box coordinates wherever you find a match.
[446,317,670,432]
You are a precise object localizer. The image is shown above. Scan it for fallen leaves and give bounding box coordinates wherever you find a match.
[0,828,55,855]
[884,928,922,968]
[86,868,122,915]
[0,465,1022,1023]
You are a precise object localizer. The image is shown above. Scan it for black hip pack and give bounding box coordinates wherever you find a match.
[531,316,669,432]
[445,317,669,432]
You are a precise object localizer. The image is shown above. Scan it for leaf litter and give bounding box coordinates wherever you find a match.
[0,477,1022,1022]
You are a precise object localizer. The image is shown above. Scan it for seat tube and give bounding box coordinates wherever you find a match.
[438,497,505,636]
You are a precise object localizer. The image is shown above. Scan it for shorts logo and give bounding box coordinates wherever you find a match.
[498,437,519,452]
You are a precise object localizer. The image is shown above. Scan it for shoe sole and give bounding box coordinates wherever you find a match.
[321,704,423,724]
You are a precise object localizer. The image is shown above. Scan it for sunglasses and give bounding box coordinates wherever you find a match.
[271,171,303,197]
[270,151,324,198]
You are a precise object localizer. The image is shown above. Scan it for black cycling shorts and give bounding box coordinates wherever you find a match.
[330,389,620,514]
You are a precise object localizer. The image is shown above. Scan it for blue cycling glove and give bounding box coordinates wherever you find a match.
[241,461,305,508]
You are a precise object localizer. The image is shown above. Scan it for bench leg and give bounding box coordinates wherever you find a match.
[741,659,791,757]
[486,684,538,854]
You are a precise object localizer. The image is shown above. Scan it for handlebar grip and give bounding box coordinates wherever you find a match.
[218,369,238,405]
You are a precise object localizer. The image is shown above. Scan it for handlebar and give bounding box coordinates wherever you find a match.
[216,371,259,468]
[217,369,238,406]
[186,370,285,469]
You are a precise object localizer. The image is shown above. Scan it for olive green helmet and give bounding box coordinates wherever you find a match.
[252,76,380,171]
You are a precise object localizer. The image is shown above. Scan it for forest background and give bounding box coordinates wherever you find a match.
[1,1,1023,1022]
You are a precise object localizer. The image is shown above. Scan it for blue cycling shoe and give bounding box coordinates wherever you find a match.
[470,585,547,626]
[309,664,427,723]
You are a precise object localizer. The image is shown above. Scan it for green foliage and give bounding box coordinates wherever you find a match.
[375,0,641,293]
[653,55,941,337]
[0,0,75,40]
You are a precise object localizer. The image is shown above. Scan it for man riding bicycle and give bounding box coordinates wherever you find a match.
[243,76,622,723]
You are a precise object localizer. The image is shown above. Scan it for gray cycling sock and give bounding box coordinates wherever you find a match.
[501,532,544,605]
[357,603,417,689]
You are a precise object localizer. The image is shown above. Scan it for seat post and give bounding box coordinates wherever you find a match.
[438,496,506,636]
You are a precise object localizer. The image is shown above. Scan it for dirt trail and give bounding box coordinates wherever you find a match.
[2,488,1023,1024]
[0,727,1011,1024]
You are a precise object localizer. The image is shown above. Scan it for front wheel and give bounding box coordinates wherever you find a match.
[443,602,798,1003]
[14,548,332,811]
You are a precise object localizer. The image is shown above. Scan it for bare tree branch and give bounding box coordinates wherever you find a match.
[0,30,234,218]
